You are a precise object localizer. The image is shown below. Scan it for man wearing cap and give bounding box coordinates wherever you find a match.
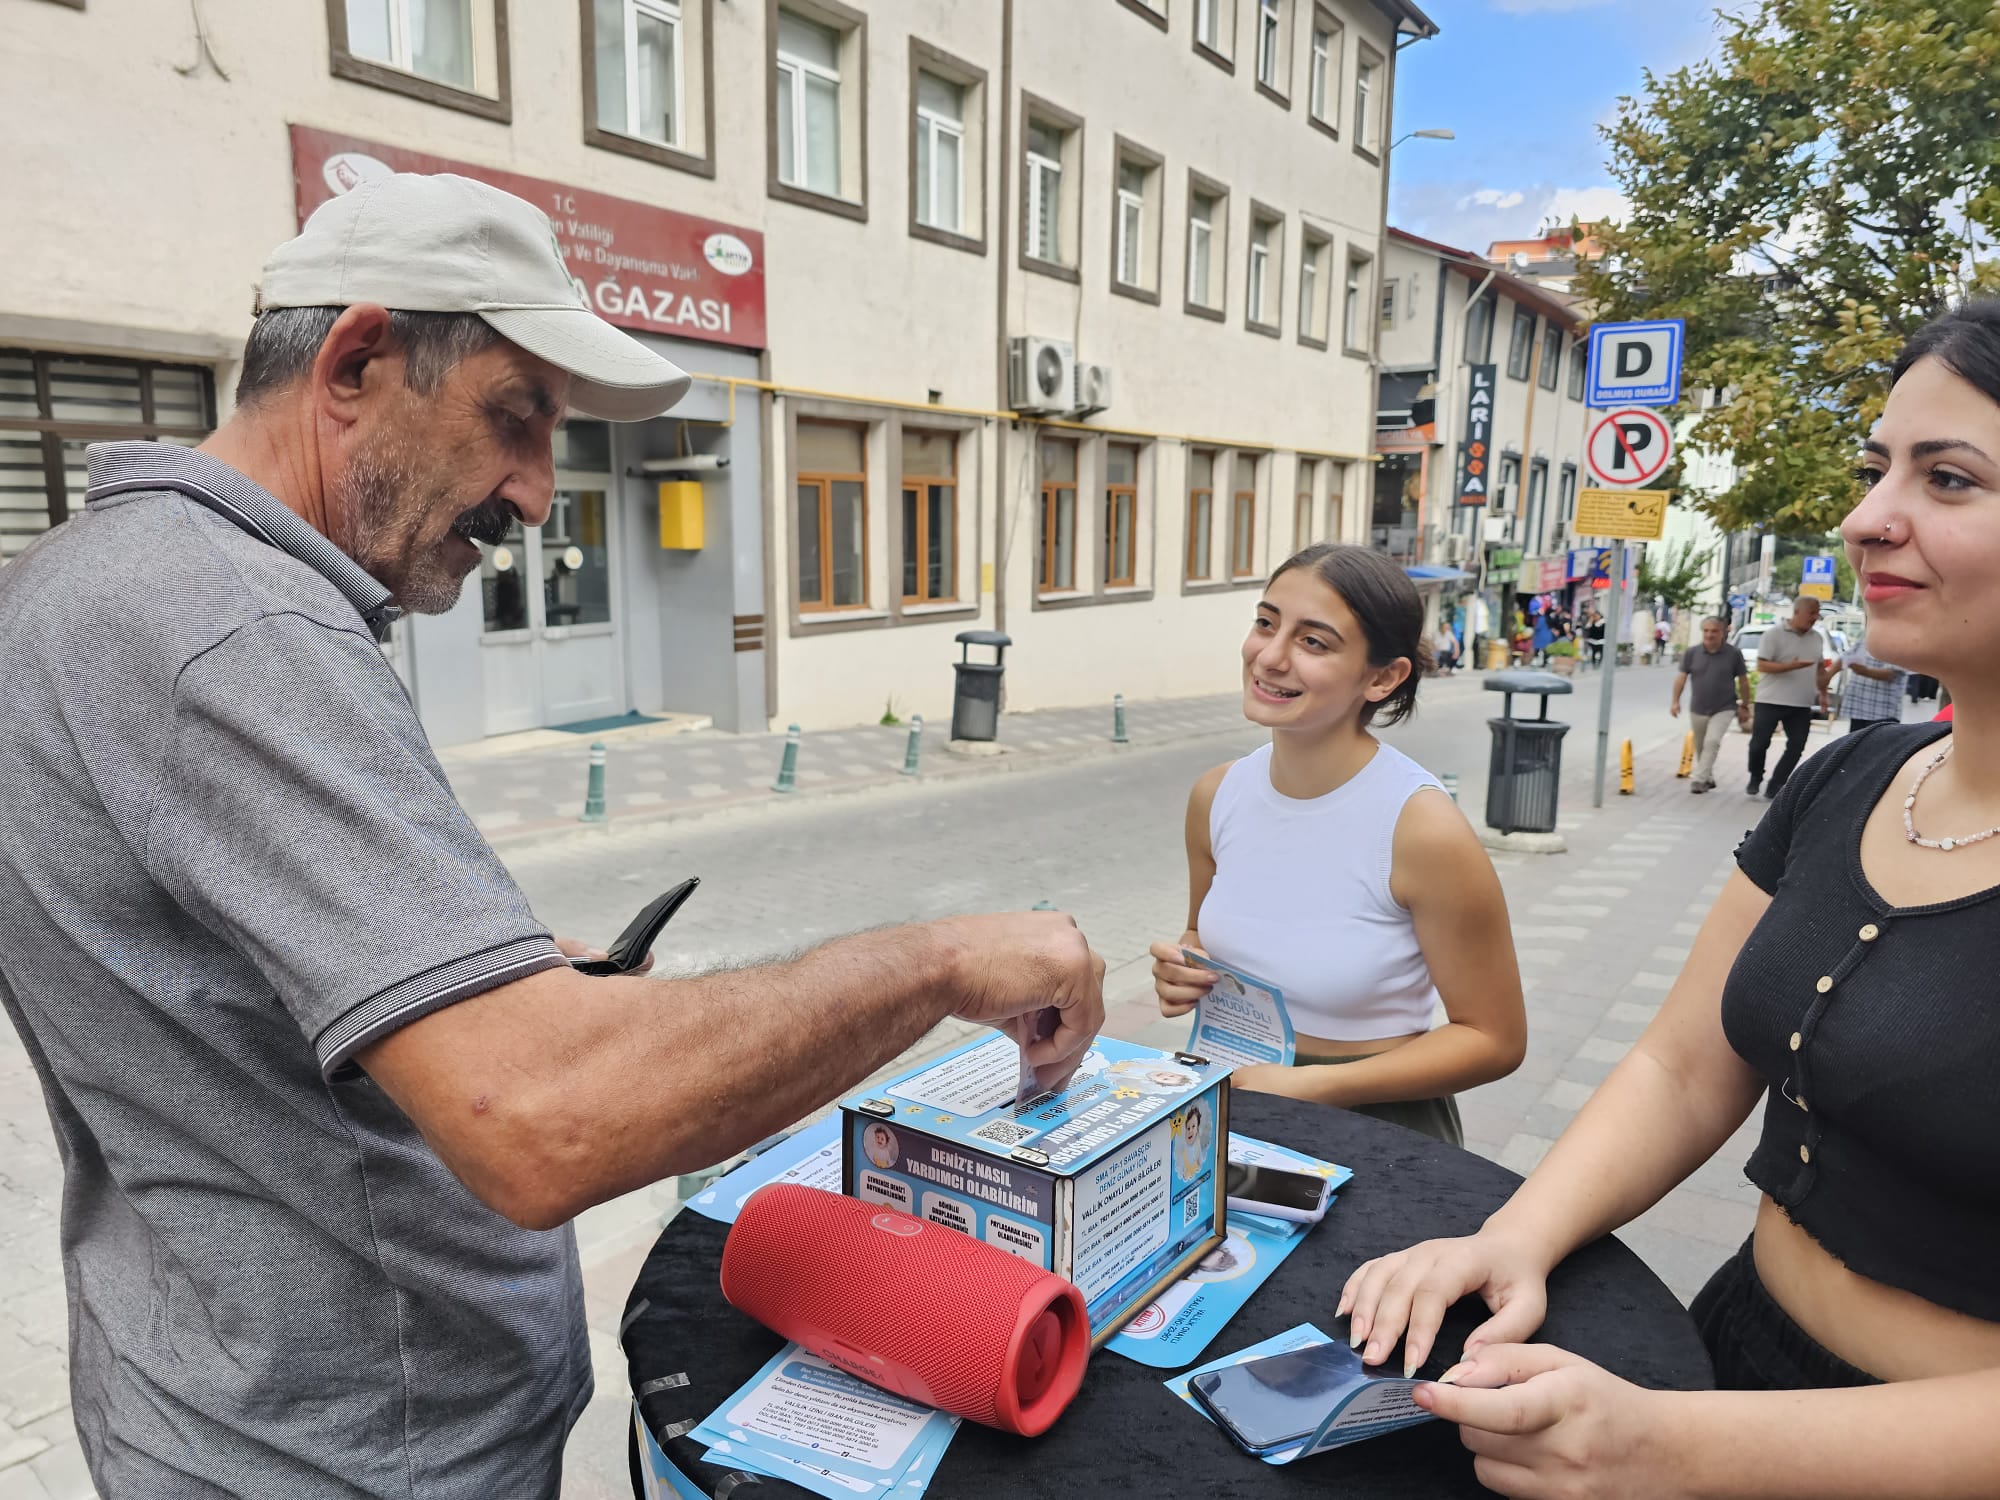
[0,175,1103,1498]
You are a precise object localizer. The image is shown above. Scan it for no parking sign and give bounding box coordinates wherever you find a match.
[1586,409,1674,487]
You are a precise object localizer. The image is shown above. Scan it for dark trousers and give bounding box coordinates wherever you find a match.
[1746,702,1811,791]
[1692,1237,1880,1390]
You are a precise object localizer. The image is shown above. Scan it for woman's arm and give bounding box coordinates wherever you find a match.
[1245,790,1528,1106]
[1153,763,1231,1018]
[1478,869,1768,1270]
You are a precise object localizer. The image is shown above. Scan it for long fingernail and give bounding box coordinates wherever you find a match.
[1435,1362,1469,1386]
[1403,1355,1420,1379]
[1364,1342,1380,1363]
[1349,1328,1365,1350]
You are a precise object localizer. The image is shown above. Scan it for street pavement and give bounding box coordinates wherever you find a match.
[0,663,1890,1498]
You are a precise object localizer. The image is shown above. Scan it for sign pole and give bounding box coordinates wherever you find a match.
[1592,536,1624,809]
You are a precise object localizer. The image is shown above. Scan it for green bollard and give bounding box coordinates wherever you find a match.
[1441,771,1459,804]
[772,724,801,793]
[1112,692,1129,745]
[901,713,924,776]
[1031,899,1056,911]
[580,742,608,822]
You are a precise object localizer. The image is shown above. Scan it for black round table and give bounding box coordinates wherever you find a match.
[622,1092,1713,1499]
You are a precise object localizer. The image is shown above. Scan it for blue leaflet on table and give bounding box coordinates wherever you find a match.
[691,1343,960,1500]
[683,1116,842,1224]
[1107,1207,1318,1367]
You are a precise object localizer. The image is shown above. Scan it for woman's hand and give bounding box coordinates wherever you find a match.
[1151,937,1217,1017]
[1338,1230,1551,1377]
[1415,1345,1680,1500]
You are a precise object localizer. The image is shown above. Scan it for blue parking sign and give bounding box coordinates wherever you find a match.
[1586,320,1685,408]
[1802,555,1836,584]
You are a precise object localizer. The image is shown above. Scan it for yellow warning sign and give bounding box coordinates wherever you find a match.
[1575,488,1668,541]
[1799,581,1835,600]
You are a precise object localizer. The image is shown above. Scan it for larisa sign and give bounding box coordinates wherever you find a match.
[290,127,767,351]
[1456,363,1498,506]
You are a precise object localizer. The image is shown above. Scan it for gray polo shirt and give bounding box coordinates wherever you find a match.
[0,443,585,1498]
[1755,621,1827,708]
[1678,642,1748,716]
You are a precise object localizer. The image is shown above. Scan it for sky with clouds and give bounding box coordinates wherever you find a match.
[1388,0,1730,254]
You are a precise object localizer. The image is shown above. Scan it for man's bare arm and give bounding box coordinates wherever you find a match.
[360,913,1103,1229]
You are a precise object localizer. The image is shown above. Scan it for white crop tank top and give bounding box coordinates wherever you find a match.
[1197,741,1446,1042]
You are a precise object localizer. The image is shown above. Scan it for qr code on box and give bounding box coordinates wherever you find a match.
[1181,1192,1200,1228]
[969,1118,1040,1148]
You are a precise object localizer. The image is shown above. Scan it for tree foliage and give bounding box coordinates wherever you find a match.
[1579,0,2000,533]
[1637,539,1714,614]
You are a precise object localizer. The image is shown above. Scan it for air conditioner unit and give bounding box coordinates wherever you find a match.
[1548,520,1569,548]
[1442,533,1468,565]
[1007,336,1076,415]
[1482,514,1513,544]
[1073,361,1113,416]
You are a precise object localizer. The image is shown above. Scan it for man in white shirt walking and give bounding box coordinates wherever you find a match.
[1745,596,1829,798]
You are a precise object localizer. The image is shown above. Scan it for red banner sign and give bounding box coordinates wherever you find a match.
[289,125,766,352]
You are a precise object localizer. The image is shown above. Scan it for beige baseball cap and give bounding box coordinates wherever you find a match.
[256,172,691,422]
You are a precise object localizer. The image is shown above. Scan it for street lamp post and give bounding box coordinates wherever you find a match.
[1390,127,1456,151]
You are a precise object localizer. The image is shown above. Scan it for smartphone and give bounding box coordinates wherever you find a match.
[1188,1341,1360,1455]
[1225,1160,1333,1224]
[569,878,700,976]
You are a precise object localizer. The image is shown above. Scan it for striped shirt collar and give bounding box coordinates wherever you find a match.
[83,441,401,641]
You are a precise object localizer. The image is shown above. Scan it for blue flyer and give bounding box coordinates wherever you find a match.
[1108,1135,1352,1368]
[1183,950,1296,1068]
[1169,1323,1437,1463]
[683,1116,843,1224]
[693,1343,960,1500]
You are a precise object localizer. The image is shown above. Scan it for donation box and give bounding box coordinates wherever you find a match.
[841,1035,1229,1345]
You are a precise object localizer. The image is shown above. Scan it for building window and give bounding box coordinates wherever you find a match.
[1021,99,1082,276]
[1247,210,1282,334]
[1255,0,1284,92]
[1353,44,1383,156]
[1342,252,1372,355]
[1539,326,1563,391]
[1326,461,1345,541]
[914,71,964,234]
[1465,289,1496,363]
[776,10,844,198]
[796,419,868,610]
[1380,279,1398,329]
[585,0,711,171]
[333,0,508,117]
[908,41,986,251]
[1187,448,1215,580]
[1109,139,1162,301]
[1186,176,1227,317]
[1104,442,1139,588]
[1308,10,1341,132]
[0,350,215,563]
[1039,438,1078,593]
[1194,0,1224,55]
[1497,452,1521,513]
[900,428,958,604]
[1294,458,1317,549]
[1230,454,1258,578]
[1299,231,1332,347]
[1567,339,1587,400]
[1558,462,1578,524]
[1506,305,1536,380]
[1525,459,1549,552]
[592,0,680,145]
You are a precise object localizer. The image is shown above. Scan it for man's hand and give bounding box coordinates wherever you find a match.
[1669,700,1681,718]
[940,912,1104,1082]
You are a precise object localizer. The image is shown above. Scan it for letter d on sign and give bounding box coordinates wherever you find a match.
[1615,341,1653,378]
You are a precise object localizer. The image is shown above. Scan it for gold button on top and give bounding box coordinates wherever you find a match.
[1860,923,1880,942]
[1789,1031,1803,1051]
[1796,1095,1808,1112]
[1815,976,1834,994]
[1800,1144,1811,1164]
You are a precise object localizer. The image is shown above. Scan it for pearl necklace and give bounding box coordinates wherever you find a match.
[1902,741,2000,852]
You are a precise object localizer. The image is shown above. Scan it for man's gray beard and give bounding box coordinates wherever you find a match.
[330,441,472,616]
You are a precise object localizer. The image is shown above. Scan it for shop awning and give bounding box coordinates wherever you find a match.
[1404,566,1470,584]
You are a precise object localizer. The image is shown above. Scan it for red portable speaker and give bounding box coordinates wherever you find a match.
[720,1183,1090,1436]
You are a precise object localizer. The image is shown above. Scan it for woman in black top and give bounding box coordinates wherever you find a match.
[1338,303,2000,1496]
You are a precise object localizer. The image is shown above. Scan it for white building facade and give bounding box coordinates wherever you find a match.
[5,0,1434,744]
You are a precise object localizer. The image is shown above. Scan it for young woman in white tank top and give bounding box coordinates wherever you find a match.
[1151,544,1526,1144]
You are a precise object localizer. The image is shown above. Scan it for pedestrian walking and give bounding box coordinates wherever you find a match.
[1839,638,1909,732]
[0,175,1104,1500]
[1583,604,1606,668]
[1743,594,1829,798]
[1150,544,1527,1145]
[1670,616,1751,792]
[1336,299,2000,1499]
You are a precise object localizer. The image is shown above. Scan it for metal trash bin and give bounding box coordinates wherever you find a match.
[1483,669,1574,834]
[950,630,1012,742]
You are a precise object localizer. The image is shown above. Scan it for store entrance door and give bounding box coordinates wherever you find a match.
[476,479,624,735]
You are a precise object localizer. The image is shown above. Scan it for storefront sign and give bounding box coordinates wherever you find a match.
[1566,547,1597,582]
[289,126,767,351]
[1455,364,1498,506]
[1532,557,1567,592]
[1487,545,1522,584]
